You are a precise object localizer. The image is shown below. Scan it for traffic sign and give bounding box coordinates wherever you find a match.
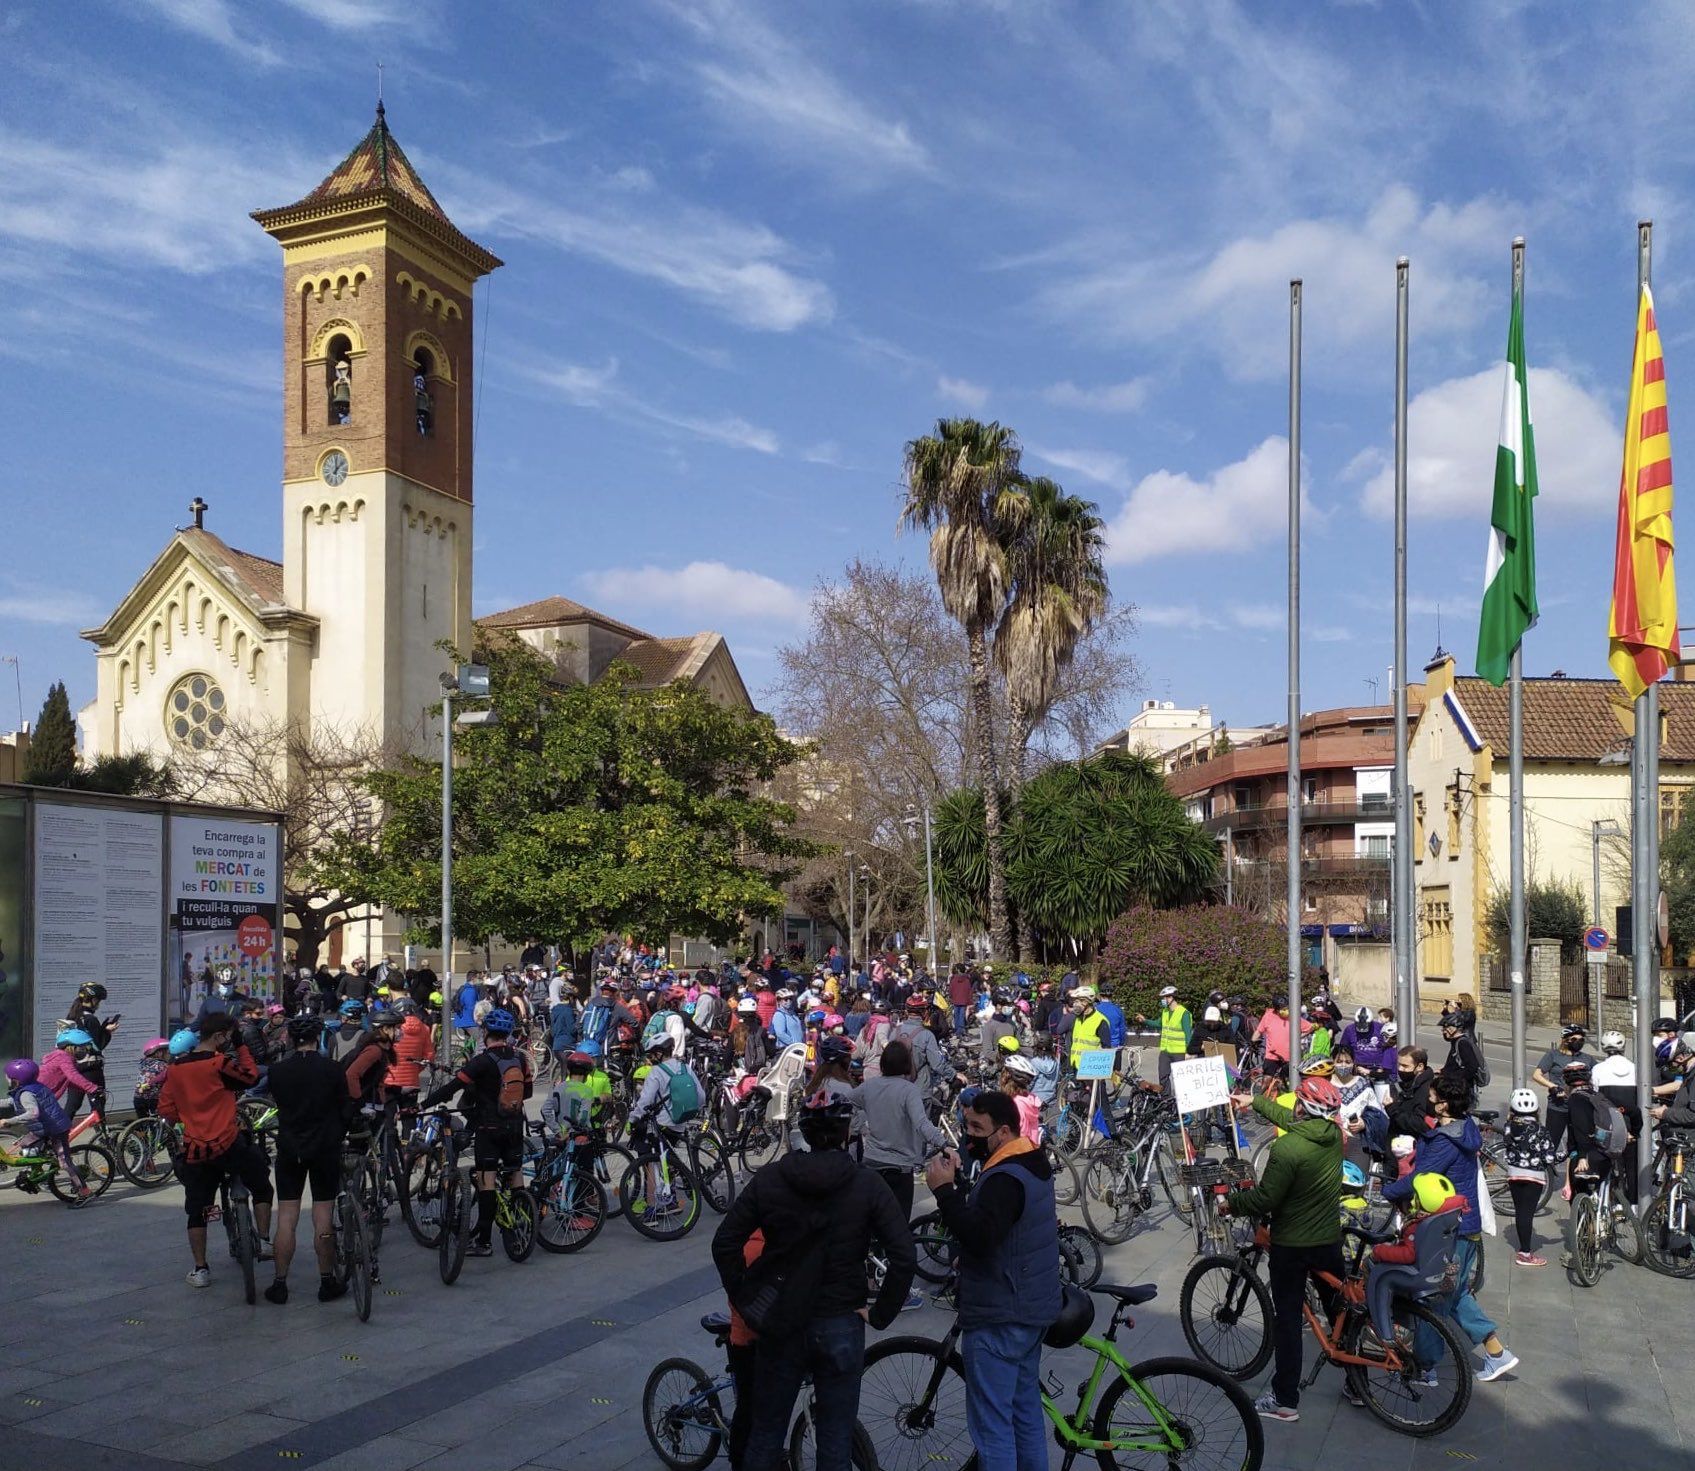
[236,914,273,959]
[1583,926,1609,952]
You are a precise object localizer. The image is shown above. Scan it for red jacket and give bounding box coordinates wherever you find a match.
[385,1016,433,1090]
[158,1045,260,1161]
[948,973,975,1008]
[1371,1196,1466,1266]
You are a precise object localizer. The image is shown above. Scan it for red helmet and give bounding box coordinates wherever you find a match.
[905,995,930,1011]
[1295,1076,1341,1118]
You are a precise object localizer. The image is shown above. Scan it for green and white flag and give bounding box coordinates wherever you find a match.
[1475,295,1539,686]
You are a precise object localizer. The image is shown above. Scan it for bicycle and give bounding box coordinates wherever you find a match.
[1641,1127,1695,1278]
[217,1171,261,1306]
[528,1124,609,1253]
[0,1127,113,1203]
[857,1281,1263,1471]
[622,1119,705,1241]
[1178,1224,1472,1436]
[330,1166,374,1322]
[1565,1157,1643,1286]
[643,1311,878,1471]
[401,1108,457,1249]
[115,1113,179,1189]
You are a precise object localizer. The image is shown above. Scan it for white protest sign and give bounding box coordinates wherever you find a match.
[1169,1054,1231,1113]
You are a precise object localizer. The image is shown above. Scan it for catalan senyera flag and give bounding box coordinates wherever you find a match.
[1608,284,1679,698]
[1476,293,1539,686]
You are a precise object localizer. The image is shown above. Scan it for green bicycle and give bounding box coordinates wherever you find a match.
[857,1282,1262,1471]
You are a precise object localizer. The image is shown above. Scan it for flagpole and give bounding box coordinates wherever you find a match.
[1288,279,1304,1029]
[1508,238,1528,1091]
[1634,219,1658,1203]
[1393,256,1415,1049]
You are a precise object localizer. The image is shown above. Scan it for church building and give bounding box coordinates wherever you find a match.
[81,105,752,771]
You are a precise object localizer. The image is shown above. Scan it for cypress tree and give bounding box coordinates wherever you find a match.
[21,680,77,786]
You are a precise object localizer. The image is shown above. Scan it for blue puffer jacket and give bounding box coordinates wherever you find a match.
[1383,1117,1484,1234]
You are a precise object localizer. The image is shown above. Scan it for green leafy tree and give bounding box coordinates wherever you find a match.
[21,681,76,785]
[319,638,814,952]
[901,418,1023,958]
[1662,819,1695,964]
[74,752,177,797]
[1097,903,1287,1018]
[1484,876,1588,962]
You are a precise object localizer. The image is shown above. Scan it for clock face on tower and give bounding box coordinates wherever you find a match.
[321,451,349,487]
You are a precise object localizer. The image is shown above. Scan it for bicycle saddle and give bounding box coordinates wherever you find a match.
[1472,1109,1500,1122]
[1095,1282,1158,1306]
[700,1311,731,1335]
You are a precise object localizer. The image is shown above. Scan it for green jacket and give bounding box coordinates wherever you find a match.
[1223,1095,1342,1247]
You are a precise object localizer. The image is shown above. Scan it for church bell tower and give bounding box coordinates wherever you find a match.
[252,104,501,748]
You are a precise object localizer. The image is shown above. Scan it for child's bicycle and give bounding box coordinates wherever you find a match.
[0,1125,113,1204]
[856,1280,1262,1471]
[1178,1222,1473,1436]
[643,1311,878,1471]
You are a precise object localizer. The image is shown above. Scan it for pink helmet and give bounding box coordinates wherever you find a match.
[1016,999,1031,1015]
[266,1004,285,1017]
[142,1036,170,1054]
[823,1012,845,1031]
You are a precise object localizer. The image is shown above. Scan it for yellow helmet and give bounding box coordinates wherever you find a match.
[996,1033,1022,1055]
[1412,1172,1457,1214]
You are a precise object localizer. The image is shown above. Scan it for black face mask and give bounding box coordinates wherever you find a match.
[965,1134,994,1163]
[1565,1039,1584,1052]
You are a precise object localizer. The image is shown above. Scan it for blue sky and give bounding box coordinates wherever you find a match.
[4,0,1695,742]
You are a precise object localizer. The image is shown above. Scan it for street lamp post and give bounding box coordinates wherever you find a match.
[1591,818,1623,1032]
[438,664,492,1065]
[904,804,939,982]
[845,851,857,972]
[859,863,872,964]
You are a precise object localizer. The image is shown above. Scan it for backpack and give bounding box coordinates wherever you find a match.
[1589,1092,1629,1157]
[658,1061,701,1124]
[494,1050,530,1120]
[642,1011,672,1051]
[1472,1041,1491,1089]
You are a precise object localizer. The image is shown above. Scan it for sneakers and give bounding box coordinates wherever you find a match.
[1478,1350,1519,1383]
[1252,1391,1299,1422]
[264,1279,289,1305]
[467,1240,494,1257]
[186,1265,211,1289]
[1514,1251,1548,1268]
[317,1276,348,1303]
[901,1292,925,1312]
[255,1241,273,1263]
[1413,1370,1439,1389]
[1343,1387,1364,1408]
[68,1193,96,1210]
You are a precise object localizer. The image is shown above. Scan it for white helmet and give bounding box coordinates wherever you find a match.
[1509,1088,1539,1115]
[1002,1054,1037,1080]
[737,997,760,1014]
[1600,1030,1626,1054]
[1379,1020,1399,1041]
[1070,985,1097,1001]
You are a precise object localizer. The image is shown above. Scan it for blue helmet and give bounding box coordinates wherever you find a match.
[168,1028,199,1057]
[577,1038,602,1058]
[55,1029,93,1047]
[483,1008,516,1036]
[1341,1160,1367,1190]
[338,999,365,1019]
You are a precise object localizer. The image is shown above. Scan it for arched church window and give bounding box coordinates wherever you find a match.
[165,673,227,750]
[412,348,434,437]
[327,335,353,426]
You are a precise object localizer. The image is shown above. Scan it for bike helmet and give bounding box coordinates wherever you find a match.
[1294,1075,1341,1117]
[823,1012,844,1031]
[168,1028,199,1057]
[1297,1055,1334,1077]
[78,982,109,1003]
[566,1051,595,1072]
[338,999,365,1019]
[795,1093,854,1147]
[1560,1058,1592,1083]
[1002,1054,1037,1081]
[736,996,760,1014]
[391,997,419,1017]
[5,1057,38,1085]
[142,1036,170,1054]
[806,1008,828,1027]
[1508,1087,1539,1115]
[1412,1172,1457,1214]
[1043,1282,1096,1349]
[818,1036,853,1065]
[367,1005,399,1028]
[1561,1022,1587,1039]
[1600,1029,1626,1054]
[1391,1133,1417,1159]
[264,1003,285,1017]
[1341,1160,1367,1190]
[578,1038,603,1059]
[644,1034,675,1058]
[483,1008,516,1036]
[996,1033,1022,1055]
[1378,1021,1399,1041]
[905,995,929,1010]
[54,1029,93,1047]
[1674,1031,1695,1060]
[286,1014,323,1044]
[1354,1005,1372,1026]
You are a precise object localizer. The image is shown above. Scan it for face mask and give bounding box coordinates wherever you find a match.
[1333,1063,1355,1079]
[965,1134,994,1163]
[1565,1039,1583,1052]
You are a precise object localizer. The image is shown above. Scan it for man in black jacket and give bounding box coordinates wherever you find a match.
[1439,1017,1486,1105]
[1389,1047,1436,1139]
[713,1097,914,1471]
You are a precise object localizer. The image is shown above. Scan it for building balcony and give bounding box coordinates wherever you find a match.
[1232,854,1392,880]
[1201,797,1394,833]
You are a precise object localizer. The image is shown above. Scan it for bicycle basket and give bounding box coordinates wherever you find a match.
[1176,1157,1238,1189]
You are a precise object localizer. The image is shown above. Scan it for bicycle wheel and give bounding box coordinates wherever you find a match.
[1178,1254,1272,1380]
[786,1411,878,1471]
[1058,1224,1104,1289]
[909,1211,959,1284]
[402,1148,447,1248]
[641,1357,725,1471]
[1341,1297,1472,1437]
[537,1165,607,1253]
[690,1133,737,1214]
[620,1158,701,1241]
[48,1142,115,1202]
[227,1193,257,1305]
[1610,1198,1643,1264]
[1081,1153,1143,1245]
[1050,1108,1085,1160]
[117,1117,176,1189]
[1053,1156,1082,1208]
[1092,1356,1263,1471]
[439,1169,469,1285]
[858,1335,972,1471]
[339,1195,373,1322]
[1569,1193,1602,1287]
[1640,1187,1695,1277]
[737,1119,782,1174]
[593,1142,636,1219]
[500,1186,538,1261]
[1156,1138,1191,1216]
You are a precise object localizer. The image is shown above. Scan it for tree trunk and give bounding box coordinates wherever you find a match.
[968,626,1013,958]
[1004,696,1038,964]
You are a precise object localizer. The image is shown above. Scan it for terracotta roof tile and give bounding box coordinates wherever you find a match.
[615,636,703,686]
[292,105,449,222]
[476,595,653,642]
[1449,675,1695,762]
[181,528,285,607]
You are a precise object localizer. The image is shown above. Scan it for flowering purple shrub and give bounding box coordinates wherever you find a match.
[1096,904,1287,1015]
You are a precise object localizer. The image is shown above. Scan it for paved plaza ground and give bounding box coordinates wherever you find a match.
[2,1034,1691,1471]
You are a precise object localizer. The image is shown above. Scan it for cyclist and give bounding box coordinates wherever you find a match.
[39,1029,104,1122]
[542,1047,612,1133]
[134,1037,171,1118]
[1561,1057,1635,1206]
[324,1000,367,1064]
[1363,1171,1464,1350]
[1066,985,1111,1071]
[1027,1034,1060,1106]
[979,991,1018,1065]
[1133,985,1192,1089]
[1501,1086,1558,1267]
[1591,1029,1637,1107]
[343,1005,400,1115]
[632,1034,705,1208]
[713,1094,915,1471]
[157,1013,274,1288]
[1532,1023,1598,1153]
[383,998,433,1120]
[1220,1073,1344,1423]
[419,1008,532,1258]
[771,988,805,1049]
[264,1013,351,1304]
[2,1057,92,1206]
[891,995,962,1096]
[1001,1054,1043,1144]
[732,995,770,1074]
[1649,1031,1695,1127]
[580,978,639,1051]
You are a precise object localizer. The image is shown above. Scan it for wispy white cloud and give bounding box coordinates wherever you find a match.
[276,0,417,31]
[530,358,779,454]
[1105,437,1293,564]
[1029,446,1131,493]
[1352,364,1617,520]
[937,375,990,412]
[135,0,278,64]
[580,560,808,626]
[1041,378,1150,414]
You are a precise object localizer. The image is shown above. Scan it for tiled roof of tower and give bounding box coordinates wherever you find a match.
[291,103,450,222]
[1449,675,1695,761]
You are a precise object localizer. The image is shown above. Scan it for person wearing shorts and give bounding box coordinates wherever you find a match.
[264,1015,351,1304]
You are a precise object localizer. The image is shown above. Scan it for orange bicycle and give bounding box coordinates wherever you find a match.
[1179,1223,1473,1436]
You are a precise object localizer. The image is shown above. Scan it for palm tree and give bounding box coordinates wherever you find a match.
[901,418,1021,958]
[995,475,1108,789]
